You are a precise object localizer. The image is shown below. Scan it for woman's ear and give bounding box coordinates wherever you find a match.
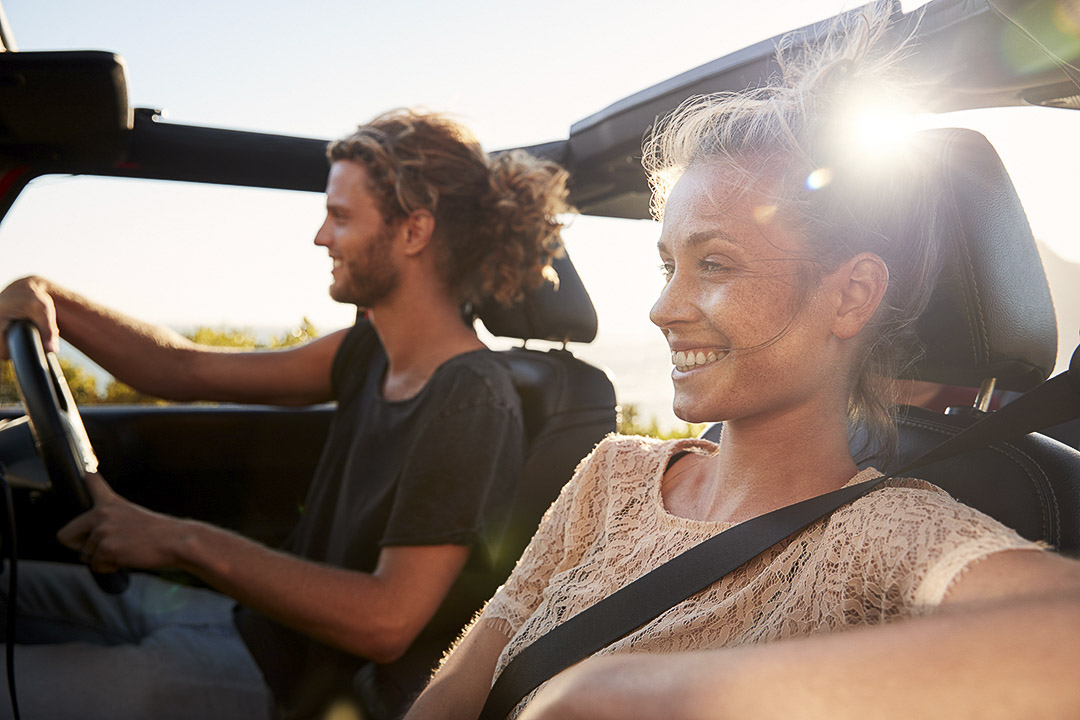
[831,252,889,340]
[400,210,436,257]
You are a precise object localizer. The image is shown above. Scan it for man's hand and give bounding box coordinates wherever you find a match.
[0,276,60,358]
[56,473,190,573]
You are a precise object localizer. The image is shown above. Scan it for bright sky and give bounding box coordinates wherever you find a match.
[2,0,1078,427]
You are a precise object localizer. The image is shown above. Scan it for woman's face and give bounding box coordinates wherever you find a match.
[650,163,849,424]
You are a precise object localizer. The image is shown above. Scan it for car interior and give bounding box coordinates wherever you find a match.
[0,0,1079,712]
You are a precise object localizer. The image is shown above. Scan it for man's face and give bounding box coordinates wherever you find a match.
[314,160,401,307]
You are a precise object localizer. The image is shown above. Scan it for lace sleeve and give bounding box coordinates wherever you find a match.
[828,479,1044,622]
[476,435,617,639]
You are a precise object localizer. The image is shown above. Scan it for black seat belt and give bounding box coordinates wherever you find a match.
[478,351,1080,720]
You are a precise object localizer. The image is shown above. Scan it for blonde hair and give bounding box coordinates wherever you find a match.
[644,5,940,459]
[329,109,570,306]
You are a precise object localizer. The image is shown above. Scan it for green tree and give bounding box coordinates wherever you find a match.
[100,380,164,405]
[617,403,704,440]
[185,326,261,349]
[266,318,318,348]
[1,357,101,405]
[1,319,320,407]
[185,318,318,350]
[0,359,17,405]
[60,357,103,404]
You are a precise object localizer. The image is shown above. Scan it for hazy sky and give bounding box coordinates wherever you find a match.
[3,0,879,145]
[2,0,1078,426]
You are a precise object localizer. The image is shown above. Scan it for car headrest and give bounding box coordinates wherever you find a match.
[902,128,1057,391]
[476,249,598,343]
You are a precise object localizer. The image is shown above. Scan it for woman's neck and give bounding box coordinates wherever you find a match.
[664,403,859,525]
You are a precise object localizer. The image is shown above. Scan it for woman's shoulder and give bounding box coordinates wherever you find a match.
[832,472,1030,549]
[859,474,968,513]
[823,472,1044,612]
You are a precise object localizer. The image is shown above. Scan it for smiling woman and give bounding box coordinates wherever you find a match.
[403,8,1080,720]
[650,167,854,426]
[642,23,940,458]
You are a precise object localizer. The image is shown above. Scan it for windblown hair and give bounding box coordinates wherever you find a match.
[644,5,940,459]
[328,109,570,307]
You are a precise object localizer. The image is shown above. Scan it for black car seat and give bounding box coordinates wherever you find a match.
[705,128,1080,555]
[361,249,617,715]
[476,250,617,573]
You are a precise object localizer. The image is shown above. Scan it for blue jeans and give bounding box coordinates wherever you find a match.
[0,561,273,720]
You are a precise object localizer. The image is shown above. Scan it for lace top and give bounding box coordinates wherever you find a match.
[478,435,1040,717]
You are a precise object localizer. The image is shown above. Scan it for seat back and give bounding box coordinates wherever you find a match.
[860,405,1080,552]
[476,250,616,570]
[497,346,616,574]
[864,129,1080,553]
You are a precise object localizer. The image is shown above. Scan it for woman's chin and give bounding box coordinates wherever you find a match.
[671,400,716,426]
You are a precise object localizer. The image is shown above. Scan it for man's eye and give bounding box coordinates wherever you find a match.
[659,263,674,280]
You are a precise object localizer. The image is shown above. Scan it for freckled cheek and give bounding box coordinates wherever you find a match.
[700,283,793,346]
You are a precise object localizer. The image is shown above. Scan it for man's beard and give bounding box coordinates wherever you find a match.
[331,224,401,308]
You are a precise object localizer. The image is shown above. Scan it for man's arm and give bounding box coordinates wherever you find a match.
[0,276,345,405]
[58,474,469,663]
[516,550,1080,720]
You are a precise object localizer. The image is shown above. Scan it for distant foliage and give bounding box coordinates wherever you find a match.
[1,359,18,405]
[618,403,704,440]
[185,326,264,349]
[1,319,319,406]
[185,318,318,350]
[59,358,101,403]
[99,379,163,406]
[1,355,101,405]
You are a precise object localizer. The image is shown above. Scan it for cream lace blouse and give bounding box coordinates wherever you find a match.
[478,435,1040,717]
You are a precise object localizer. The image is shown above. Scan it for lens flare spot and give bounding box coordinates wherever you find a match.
[805,168,834,190]
[323,699,363,720]
[1054,0,1080,36]
[850,108,916,152]
[752,204,777,224]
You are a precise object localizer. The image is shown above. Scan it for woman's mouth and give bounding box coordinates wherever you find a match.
[671,349,726,372]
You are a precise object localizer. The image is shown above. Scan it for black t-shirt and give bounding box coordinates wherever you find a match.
[235,318,524,719]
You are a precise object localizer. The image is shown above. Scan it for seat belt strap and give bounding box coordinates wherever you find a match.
[478,368,1080,720]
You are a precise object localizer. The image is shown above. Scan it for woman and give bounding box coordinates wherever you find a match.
[406,12,1080,720]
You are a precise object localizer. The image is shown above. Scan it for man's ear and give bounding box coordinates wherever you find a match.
[399,210,436,257]
[831,252,889,340]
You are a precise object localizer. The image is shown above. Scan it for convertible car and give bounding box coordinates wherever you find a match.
[0,0,1078,714]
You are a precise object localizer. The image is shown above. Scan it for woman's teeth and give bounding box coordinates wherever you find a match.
[671,350,721,371]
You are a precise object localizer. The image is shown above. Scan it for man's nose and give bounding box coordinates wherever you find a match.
[313,218,331,247]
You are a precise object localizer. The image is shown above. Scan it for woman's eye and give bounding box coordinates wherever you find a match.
[699,259,730,274]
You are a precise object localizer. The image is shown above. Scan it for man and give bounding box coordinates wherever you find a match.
[0,110,571,720]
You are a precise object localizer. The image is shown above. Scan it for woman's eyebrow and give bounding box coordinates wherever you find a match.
[686,229,739,247]
[658,230,739,254]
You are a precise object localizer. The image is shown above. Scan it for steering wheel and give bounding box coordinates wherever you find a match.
[4,320,128,593]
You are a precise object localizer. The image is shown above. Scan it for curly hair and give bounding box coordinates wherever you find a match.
[327,110,570,307]
[643,4,941,460]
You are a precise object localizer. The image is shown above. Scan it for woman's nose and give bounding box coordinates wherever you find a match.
[650,272,697,329]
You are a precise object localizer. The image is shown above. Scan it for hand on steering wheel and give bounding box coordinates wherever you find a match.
[4,320,129,593]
